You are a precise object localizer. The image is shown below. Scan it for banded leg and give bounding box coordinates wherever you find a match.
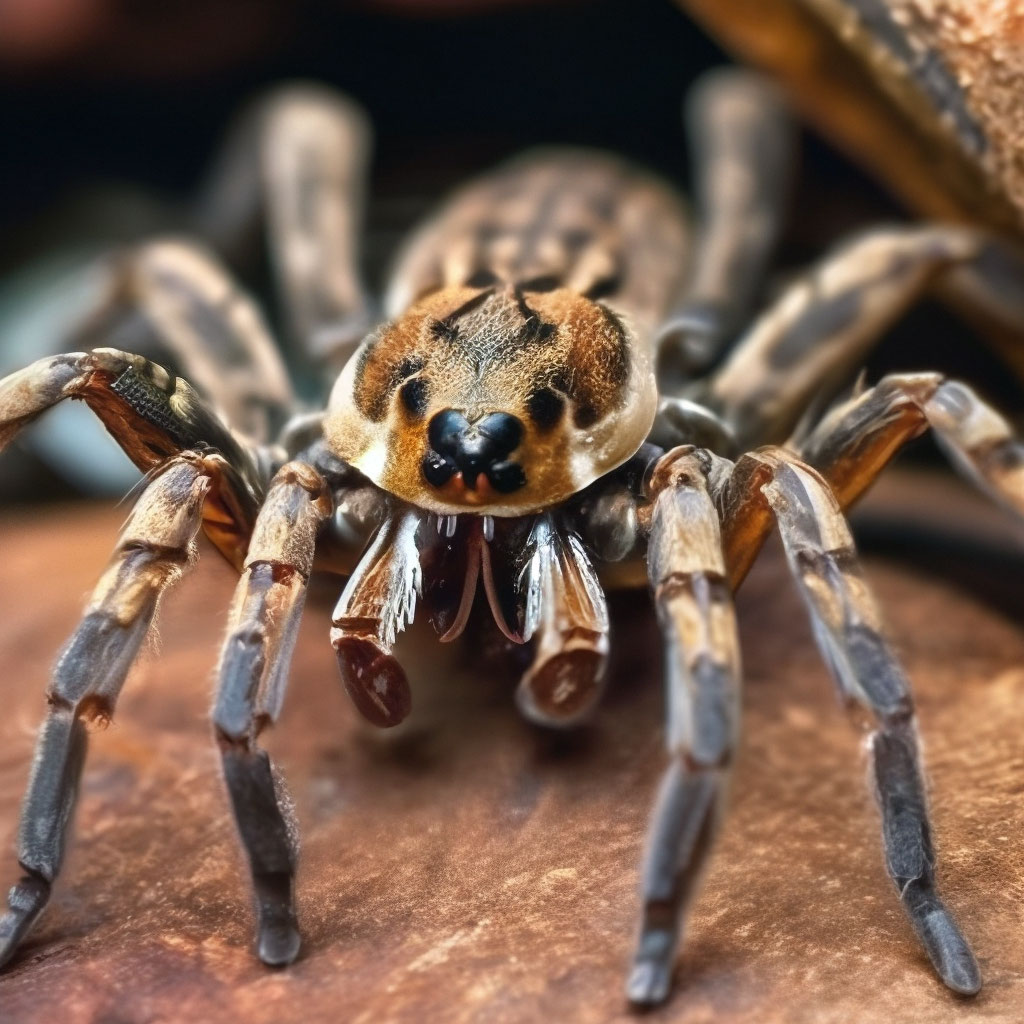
[0,348,262,566]
[0,456,213,967]
[699,225,995,448]
[628,447,741,1006]
[94,239,295,442]
[199,84,374,370]
[331,508,425,728]
[800,372,1024,518]
[657,68,793,385]
[721,371,1024,588]
[516,515,609,727]
[213,462,332,966]
[723,448,981,995]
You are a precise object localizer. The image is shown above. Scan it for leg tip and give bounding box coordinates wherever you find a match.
[0,875,50,971]
[906,891,982,996]
[625,957,673,1008]
[258,919,301,967]
[625,927,679,1008]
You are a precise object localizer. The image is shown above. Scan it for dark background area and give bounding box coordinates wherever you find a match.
[0,0,1020,501]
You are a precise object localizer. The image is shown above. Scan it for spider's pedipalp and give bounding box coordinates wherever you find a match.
[628,446,741,1007]
[724,448,981,996]
[331,508,424,728]
[213,461,333,967]
[0,454,214,968]
[515,514,609,727]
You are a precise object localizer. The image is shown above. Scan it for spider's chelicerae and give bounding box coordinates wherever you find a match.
[0,70,1022,1007]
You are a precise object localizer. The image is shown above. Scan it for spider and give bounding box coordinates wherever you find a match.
[0,70,1021,1008]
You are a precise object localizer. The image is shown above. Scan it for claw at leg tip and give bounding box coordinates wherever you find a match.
[258,922,301,967]
[625,956,673,1008]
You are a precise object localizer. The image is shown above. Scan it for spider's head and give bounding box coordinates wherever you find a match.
[324,283,657,515]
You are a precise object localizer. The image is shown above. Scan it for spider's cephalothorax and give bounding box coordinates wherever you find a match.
[325,149,682,517]
[1,73,1023,1009]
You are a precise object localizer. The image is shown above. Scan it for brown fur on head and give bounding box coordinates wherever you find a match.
[325,283,657,515]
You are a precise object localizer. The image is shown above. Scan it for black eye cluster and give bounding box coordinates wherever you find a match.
[422,409,527,493]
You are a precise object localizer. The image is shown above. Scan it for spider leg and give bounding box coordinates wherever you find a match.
[0,455,214,967]
[0,348,262,566]
[656,68,793,385]
[198,84,373,371]
[695,225,1005,449]
[96,239,295,443]
[330,508,425,728]
[627,447,741,1006]
[212,461,332,966]
[515,514,610,727]
[719,373,1022,587]
[721,447,981,996]
[800,371,1023,517]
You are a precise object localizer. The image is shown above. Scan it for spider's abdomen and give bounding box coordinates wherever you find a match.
[326,151,689,516]
[384,149,690,336]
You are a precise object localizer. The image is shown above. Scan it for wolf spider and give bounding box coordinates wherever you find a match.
[0,70,1021,1007]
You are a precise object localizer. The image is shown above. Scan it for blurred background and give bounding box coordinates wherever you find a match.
[0,0,1020,501]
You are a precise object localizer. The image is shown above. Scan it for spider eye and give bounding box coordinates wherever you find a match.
[526,387,564,430]
[399,377,429,418]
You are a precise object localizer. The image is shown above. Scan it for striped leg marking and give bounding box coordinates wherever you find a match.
[0,456,213,967]
[628,447,741,1006]
[735,449,981,996]
[213,461,332,966]
[802,372,1024,519]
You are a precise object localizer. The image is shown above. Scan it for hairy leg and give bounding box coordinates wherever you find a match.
[718,372,1023,587]
[95,239,295,442]
[198,84,374,371]
[696,225,1016,449]
[0,455,215,967]
[0,348,262,566]
[628,446,742,1006]
[800,371,1023,516]
[720,447,981,995]
[212,461,332,966]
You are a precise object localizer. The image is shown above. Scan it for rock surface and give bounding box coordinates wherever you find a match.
[0,472,1021,1024]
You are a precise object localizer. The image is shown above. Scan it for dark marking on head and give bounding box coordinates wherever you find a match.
[353,332,429,421]
[513,288,556,344]
[573,405,598,429]
[597,305,631,387]
[396,356,425,379]
[399,376,429,418]
[526,387,565,430]
[430,319,459,342]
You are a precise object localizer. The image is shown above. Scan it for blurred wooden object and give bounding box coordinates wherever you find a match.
[0,470,1021,1023]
